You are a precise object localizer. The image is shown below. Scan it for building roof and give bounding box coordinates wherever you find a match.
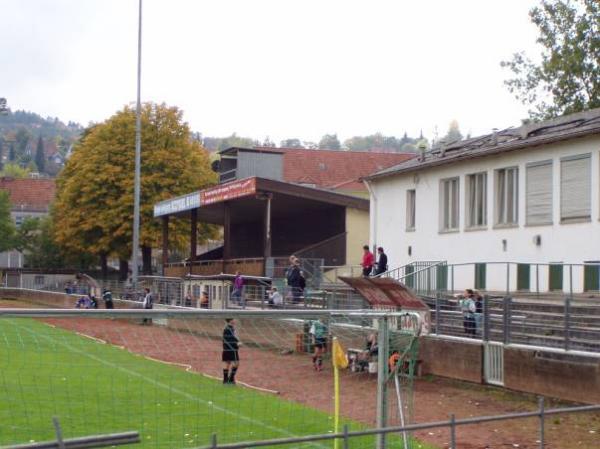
[221,147,414,191]
[0,177,56,212]
[366,108,600,181]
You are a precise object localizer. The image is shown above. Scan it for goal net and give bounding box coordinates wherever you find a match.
[0,308,421,449]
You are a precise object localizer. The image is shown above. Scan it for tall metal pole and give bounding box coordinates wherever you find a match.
[131,0,143,287]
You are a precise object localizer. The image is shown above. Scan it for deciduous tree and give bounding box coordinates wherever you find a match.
[501,0,600,120]
[318,134,341,150]
[53,102,217,276]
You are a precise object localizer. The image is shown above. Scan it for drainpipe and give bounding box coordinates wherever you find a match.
[363,179,377,253]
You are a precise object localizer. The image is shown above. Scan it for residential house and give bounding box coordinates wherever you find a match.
[0,177,56,267]
[365,108,600,293]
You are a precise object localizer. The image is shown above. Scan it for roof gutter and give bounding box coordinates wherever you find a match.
[363,179,377,253]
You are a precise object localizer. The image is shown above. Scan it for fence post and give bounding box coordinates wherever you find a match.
[211,433,218,449]
[539,397,545,449]
[564,295,571,351]
[435,293,440,335]
[483,295,490,342]
[52,417,66,449]
[343,424,350,449]
[449,414,456,449]
[450,264,454,295]
[503,296,512,345]
[506,262,510,297]
[536,264,540,297]
[375,315,389,449]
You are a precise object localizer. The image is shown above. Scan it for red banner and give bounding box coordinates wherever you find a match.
[201,178,257,205]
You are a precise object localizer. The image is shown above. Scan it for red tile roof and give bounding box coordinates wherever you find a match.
[254,147,414,192]
[0,177,56,212]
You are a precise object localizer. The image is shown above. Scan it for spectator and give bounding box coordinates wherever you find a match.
[286,257,302,303]
[102,289,114,309]
[474,292,483,335]
[200,291,210,309]
[374,247,388,276]
[64,282,73,295]
[232,271,243,304]
[389,350,400,373]
[222,318,240,384]
[75,296,91,309]
[268,287,283,308]
[366,332,378,357]
[299,271,307,299]
[460,289,476,337]
[142,287,153,325]
[89,294,98,309]
[361,245,375,277]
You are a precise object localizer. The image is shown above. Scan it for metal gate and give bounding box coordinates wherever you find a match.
[484,342,504,386]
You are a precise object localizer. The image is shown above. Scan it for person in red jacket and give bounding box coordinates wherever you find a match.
[361,245,375,277]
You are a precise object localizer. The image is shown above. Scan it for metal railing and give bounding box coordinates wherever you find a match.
[195,398,600,449]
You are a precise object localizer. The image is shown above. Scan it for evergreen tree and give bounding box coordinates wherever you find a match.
[35,136,45,173]
[0,190,15,252]
[8,143,15,161]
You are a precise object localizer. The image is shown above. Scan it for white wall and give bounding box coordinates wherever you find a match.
[369,136,600,293]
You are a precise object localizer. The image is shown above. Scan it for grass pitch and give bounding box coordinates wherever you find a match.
[0,318,434,449]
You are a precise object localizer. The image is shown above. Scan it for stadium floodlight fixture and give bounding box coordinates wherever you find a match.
[131,0,142,287]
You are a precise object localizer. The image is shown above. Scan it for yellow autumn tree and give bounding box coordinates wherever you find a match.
[53,102,217,276]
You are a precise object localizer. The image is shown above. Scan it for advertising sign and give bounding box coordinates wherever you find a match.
[153,192,201,217]
[200,178,257,205]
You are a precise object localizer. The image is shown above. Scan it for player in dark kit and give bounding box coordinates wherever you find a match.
[222,318,240,384]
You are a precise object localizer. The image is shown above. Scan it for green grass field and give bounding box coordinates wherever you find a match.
[0,318,435,449]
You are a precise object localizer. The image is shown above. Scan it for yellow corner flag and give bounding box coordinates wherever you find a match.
[332,337,347,449]
[332,337,348,369]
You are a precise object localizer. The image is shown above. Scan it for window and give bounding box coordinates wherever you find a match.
[406,189,416,230]
[561,154,591,222]
[526,161,553,225]
[440,178,459,231]
[495,167,518,225]
[466,172,487,228]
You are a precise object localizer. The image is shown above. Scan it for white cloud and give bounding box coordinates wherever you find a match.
[0,0,540,142]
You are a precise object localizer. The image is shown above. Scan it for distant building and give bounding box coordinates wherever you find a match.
[0,177,56,268]
[215,147,414,197]
[365,108,600,293]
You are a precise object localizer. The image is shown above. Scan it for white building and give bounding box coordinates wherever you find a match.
[365,109,600,294]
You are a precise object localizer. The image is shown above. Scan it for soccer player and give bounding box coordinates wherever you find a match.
[310,318,328,371]
[222,318,240,384]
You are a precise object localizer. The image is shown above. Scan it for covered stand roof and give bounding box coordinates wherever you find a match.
[154,176,368,223]
[366,108,600,181]
[339,276,429,310]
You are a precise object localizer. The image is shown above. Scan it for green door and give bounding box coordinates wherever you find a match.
[549,263,563,291]
[436,263,448,292]
[517,264,530,291]
[404,264,414,289]
[475,263,486,290]
[584,262,600,292]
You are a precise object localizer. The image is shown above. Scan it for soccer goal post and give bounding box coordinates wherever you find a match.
[0,308,422,449]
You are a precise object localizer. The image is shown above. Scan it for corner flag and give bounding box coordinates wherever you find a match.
[332,337,347,449]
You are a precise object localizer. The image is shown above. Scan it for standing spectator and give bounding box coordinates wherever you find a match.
[286,257,302,303]
[374,247,388,276]
[232,271,243,304]
[361,245,375,277]
[64,282,73,295]
[474,292,483,335]
[268,287,283,308]
[222,318,240,384]
[460,289,476,337]
[309,318,328,371]
[102,289,114,309]
[200,291,210,309]
[142,287,153,325]
[299,271,307,299]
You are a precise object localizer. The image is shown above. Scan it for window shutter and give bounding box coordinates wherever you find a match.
[526,162,552,225]
[561,155,591,221]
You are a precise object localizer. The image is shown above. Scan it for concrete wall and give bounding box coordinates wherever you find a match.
[345,208,370,266]
[369,135,600,292]
[419,336,483,383]
[504,347,600,404]
[419,336,600,404]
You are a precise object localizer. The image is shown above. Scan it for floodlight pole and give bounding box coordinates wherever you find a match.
[131,0,143,287]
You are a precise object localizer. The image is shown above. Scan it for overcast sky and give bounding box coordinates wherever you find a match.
[1,0,541,143]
